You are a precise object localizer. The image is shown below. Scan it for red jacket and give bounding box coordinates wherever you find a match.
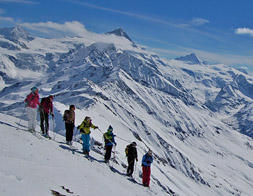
[25,92,40,108]
[41,97,53,114]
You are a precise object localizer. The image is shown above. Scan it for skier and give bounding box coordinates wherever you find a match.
[103,125,117,163]
[24,87,40,133]
[142,149,153,187]
[64,105,75,145]
[125,142,138,177]
[39,95,54,138]
[77,116,98,156]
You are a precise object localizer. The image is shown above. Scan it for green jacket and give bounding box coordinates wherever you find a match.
[79,119,97,134]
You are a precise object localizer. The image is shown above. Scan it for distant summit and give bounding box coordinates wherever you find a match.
[0,26,34,50]
[0,25,34,41]
[175,53,203,65]
[106,28,132,42]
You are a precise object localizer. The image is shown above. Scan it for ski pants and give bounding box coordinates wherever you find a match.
[104,145,113,161]
[26,107,37,131]
[127,158,135,175]
[142,166,151,187]
[65,123,74,142]
[40,111,49,134]
[81,134,90,152]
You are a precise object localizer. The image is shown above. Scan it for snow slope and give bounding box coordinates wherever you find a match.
[0,113,169,196]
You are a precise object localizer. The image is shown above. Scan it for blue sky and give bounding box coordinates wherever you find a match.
[0,0,253,72]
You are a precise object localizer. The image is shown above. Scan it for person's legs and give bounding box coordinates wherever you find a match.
[31,108,37,131]
[104,145,112,161]
[69,124,74,142]
[66,123,74,144]
[44,113,49,134]
[146,166,151,187]
[82,134,90,153]
[27,107,33,131]
[65,123,71,142]
[142,166,151,187]
[40,112,45,134]
[127,158,134,176]
[142,166,147,185]
[27,107,37,132]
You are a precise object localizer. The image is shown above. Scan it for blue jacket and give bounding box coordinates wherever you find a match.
[142,153,153,167]
[104,131,116,146]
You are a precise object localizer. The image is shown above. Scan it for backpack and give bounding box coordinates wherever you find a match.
[63,110,70,121]
[41,97,46,105]
[125,145,129,157]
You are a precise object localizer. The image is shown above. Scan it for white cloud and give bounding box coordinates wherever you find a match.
[21,21,89,37]
[235,27,253,36]
[0,16,15,22]
[180,18,210,28]
[190,18,209,26]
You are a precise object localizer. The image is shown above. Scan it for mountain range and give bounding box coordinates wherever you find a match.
[0,26,253,196]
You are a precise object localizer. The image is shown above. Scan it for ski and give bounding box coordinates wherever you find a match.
[69,145,75,154]
[128,177,137,183]
[31,131,43,140]
[41,134,52,140]
[84,154,94,162]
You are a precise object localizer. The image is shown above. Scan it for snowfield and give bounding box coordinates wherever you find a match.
[0,113,169,196]
[1,109,253,196]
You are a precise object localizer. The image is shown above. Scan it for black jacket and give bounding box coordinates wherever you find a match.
[127,144,138,159]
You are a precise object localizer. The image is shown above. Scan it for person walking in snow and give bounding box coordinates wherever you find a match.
[77,116,98,156]
[125,142,138,177]
[24,87,40,133]
[142,149,153,187]
[103,125,117,163]
[64,105,75,145]
[39,95,54,137]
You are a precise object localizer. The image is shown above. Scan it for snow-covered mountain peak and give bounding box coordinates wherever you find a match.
[106,28,132,42]
[175,53,203,65]
[0,25,33,41]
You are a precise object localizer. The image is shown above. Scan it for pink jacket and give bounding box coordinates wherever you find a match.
[41,97,53,114]
[25,92,40,108]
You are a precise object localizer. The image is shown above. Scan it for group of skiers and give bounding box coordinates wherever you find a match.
[24,87,154,187]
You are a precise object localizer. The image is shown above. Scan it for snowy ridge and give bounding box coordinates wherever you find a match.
[106,28,133,42]
[0,26,253,195]
[175,53,203,65]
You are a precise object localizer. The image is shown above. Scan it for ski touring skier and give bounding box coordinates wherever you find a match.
[125,142,138,177]
[63,105,75,145]
[103,125,117,163]
[142,149,153,187]
[77,116,98,156]
[24,87,40,133]
[39,95,54,138]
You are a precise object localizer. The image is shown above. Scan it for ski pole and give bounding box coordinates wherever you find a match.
[133,160,137,179]
[115,136,131,143]
[52,115,55,139]
[53,122,60,141]
[97,128,104,134]
[17,106,26,131]
[73,127,78,148]
[112,144,117,167]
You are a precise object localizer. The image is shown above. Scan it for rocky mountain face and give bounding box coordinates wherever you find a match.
[106,28,133,42]
[0,25,34,50]
[175,53,203,65]
[0,26,253,195]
